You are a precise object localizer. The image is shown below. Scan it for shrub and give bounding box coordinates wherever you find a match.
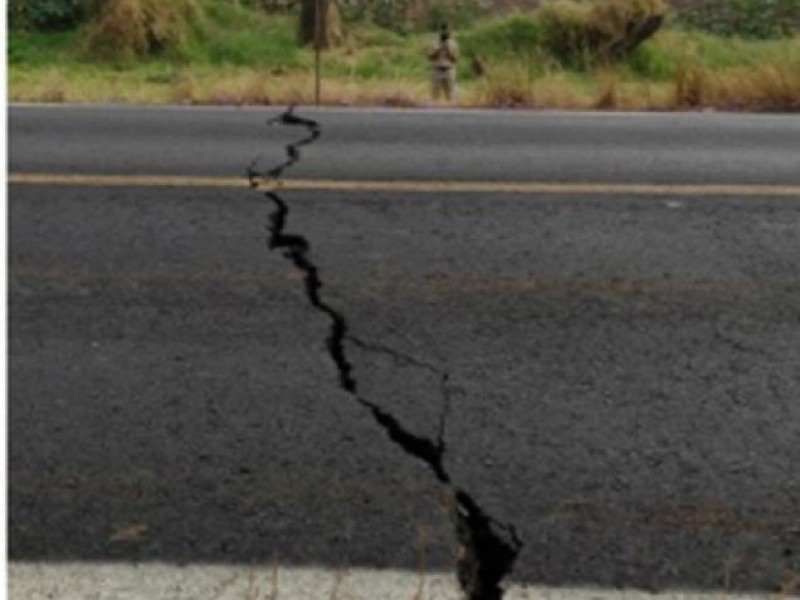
[538,0,591,65]
[82,0,202,60]
[420,0,485,30]
[539,0,667,67]
[676,0,799,39]
[339,0,485,33]
[8,0,87,31]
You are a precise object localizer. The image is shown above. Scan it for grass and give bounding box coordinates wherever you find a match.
[6,2,800,111]
[7,30,78,66]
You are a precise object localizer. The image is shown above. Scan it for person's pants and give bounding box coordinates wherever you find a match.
[431,69,456,100]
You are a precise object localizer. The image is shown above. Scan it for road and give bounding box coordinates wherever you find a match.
[8,105,800,594]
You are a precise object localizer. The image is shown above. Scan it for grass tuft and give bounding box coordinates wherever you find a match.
[539,0,667,67]
[476,73,537,108]
[673,65,708,107]
[594,71,621,108]
[82,0,202,61]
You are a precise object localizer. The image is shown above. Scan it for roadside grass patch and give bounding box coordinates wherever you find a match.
[82,0,203,61]
[6,0,800,112]
[184,6,298,67]
[626,42,677,79]
[7,30,78,66]
[476,74,538,107]
[460,12,542,62]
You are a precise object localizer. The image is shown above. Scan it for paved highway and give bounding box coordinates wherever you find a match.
[9,104,800,184]
[8,105,800,594]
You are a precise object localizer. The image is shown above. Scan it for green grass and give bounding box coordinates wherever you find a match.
[8,30,79,66]
[6,2,800,111]
[180,4,299,67]
[7,4,300,69]
[460,12,543,61]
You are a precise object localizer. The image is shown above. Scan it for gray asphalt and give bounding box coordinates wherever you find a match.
[9,104,800,183]
[8,105,800,593]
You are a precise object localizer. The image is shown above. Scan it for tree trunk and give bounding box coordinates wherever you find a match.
[298,0,342,48]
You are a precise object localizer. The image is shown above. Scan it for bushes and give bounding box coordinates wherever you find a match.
[81,0,299,65]
[82,0,202,60]
[539,0,667,67]
[457,0,671,81]
[537,1,591,65]
[461,0,667,70]
[676,0,799,39]
[8,0,87,31]
[339,0,485,33]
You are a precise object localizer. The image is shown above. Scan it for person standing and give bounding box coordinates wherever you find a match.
[427,23,459,101]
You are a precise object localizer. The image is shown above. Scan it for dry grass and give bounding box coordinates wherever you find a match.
[162,71,428,107]
[206,72,273,105]
[674,65,708,108]
[593,70,621,108]
[538,0,667,64]
[37,69,68,103]
[672,63,800,111]
[8,60,800,112]
[717,64,800,111]
[170,71,199,104]
[82,0,201,60]
[474,76,538,108]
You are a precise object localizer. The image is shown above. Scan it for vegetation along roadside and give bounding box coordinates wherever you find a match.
[7,0,800,111]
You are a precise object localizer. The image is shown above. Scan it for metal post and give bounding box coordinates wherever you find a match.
[314,0,321,106]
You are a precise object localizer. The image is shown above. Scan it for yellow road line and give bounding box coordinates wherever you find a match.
[8,172,800,197]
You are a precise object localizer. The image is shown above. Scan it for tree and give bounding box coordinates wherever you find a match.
[8,0,87,30]
[298,0,343,48]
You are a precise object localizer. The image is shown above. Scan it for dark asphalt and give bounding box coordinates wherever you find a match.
[8,106,800,592]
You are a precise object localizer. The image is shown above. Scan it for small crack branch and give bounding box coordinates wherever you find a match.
[247,106,523,600]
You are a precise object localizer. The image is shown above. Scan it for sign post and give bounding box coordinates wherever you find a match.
[314,0,321,106]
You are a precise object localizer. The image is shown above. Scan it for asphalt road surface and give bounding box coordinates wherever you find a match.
[8,105,800,593]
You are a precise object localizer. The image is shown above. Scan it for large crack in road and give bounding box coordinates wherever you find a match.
[246,107,522,600]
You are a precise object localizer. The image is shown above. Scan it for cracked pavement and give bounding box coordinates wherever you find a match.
[249,108,521,599]
[8,107,800,594]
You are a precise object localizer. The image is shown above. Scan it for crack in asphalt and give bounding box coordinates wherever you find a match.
[247,106,522,600]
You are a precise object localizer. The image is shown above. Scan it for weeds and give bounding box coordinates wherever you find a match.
[594,70,621,108]
[476,74,537,108]
[7,0,800,111]
[676,0,799,39]
[674,64,708,107]
[672,62,800,111]
[82,0,202,61]
[7,30,77,65]
[459,13,542,64]
[712,63,800,111]
[170,70,198,104]
[539,0,667,66]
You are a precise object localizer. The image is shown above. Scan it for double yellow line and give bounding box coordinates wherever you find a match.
[8,172,800,197]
